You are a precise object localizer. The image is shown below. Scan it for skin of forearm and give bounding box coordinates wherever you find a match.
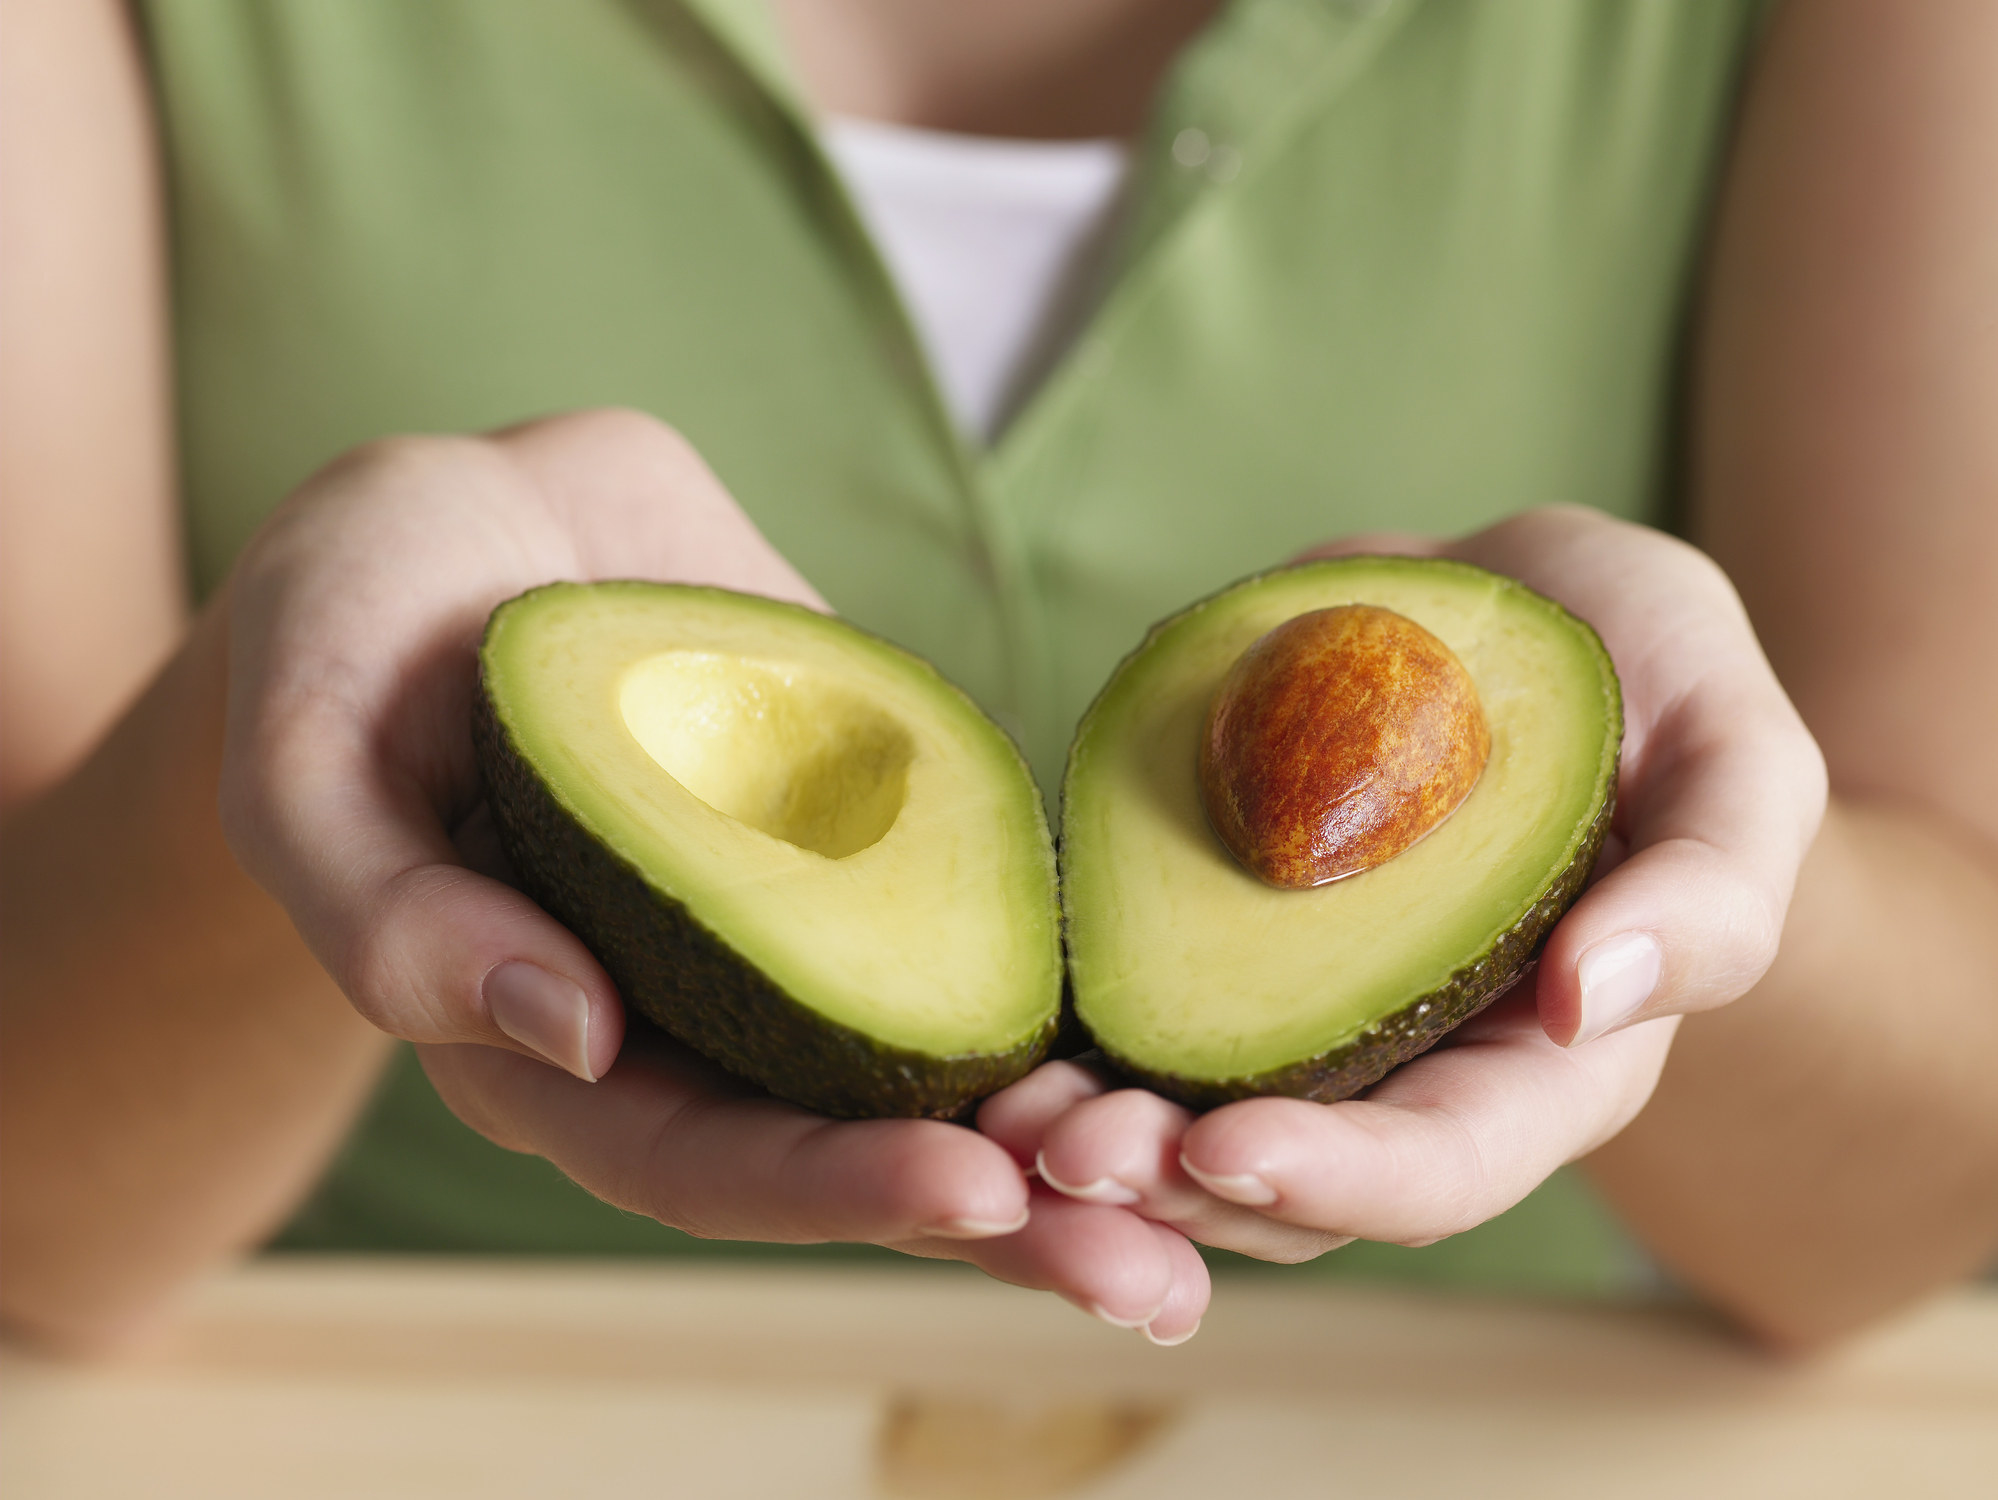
[0,600,389,1351]
[1584,794,1998,1350]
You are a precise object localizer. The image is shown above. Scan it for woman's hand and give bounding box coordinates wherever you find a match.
[219,408,1207,1338]
[981,507,1827,1266]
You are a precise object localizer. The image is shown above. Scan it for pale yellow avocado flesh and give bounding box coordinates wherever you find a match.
[483,584,1061,1057]
[1063,559,1620,1085]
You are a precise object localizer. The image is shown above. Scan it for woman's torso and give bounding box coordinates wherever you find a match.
[137,0,1766,1289]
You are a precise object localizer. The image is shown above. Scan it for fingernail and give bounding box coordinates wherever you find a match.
[1144,1319,1201,1348]
[1569,932,1663,1047]
[1083,1301,1162,1331]
[484,961,597,1081]
[1179,1156,1278,1206]
[917,1207,1031,1240]
[1036,1150,1141,1206]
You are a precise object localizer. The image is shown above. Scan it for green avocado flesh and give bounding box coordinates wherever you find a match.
[475,582,1062,1118]
[1062,558,1621,1108]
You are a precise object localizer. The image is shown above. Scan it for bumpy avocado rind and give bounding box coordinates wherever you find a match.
[474,583,1062,1120]
[1061,557,1622,1110]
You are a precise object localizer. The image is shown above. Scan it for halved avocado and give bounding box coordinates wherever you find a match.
[474,582,1063,1118]
[1061,558,1621,1108]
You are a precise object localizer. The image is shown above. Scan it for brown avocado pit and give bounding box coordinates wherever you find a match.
[1198,604,1492,888]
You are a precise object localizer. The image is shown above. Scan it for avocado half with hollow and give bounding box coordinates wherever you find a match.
[474,582,1063,1119]
[1061,557,1621,1109]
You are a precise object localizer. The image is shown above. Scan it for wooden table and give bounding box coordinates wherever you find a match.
[3,1258,1993,1498]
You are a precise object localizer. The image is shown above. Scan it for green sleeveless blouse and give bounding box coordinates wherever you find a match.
[139,0,1765,1291]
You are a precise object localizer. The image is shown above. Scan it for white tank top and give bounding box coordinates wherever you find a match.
[819,116,1132,445]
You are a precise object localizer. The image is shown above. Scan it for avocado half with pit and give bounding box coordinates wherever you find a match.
[474,582,1063,1119]
[1061,557,1621,1109]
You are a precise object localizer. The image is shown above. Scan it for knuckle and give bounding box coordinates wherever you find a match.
[420,1048,536,1153]
[213,726,325,885]
[239,434,496,579]
[300,433,449,506]
[1102,1085,1185,1133]
[1533,501,1611,531]
[342,430,480,480]
[212,766,269,876]
[1744,882,1789,983]
[334,922,412,1037]
[1418,1110,1505,1237]
[623,1087,732,1236]
[1791,726,1831,826]
[1660,535,1748,619]
[332,870,449,1038]
[345,434,515,520]
[571,406,697,464]
[1680,861,1786,1007]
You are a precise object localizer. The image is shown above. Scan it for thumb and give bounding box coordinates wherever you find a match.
[223,732,624,1081]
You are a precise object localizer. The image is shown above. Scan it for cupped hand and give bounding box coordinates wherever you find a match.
[218,409,1205,1337]
[984,506,1827,1265]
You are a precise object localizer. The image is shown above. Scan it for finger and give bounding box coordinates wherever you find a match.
[221,418,832,1082]
[219,437,627,1077]
[1135,1223,1211,1346]
[1540,843,1771,1048]
[1035,1088,1352,1263]
[975,1059,1115,1169]
[1177,997,1678,1244]
[226,719,625,1079]
[420,1035,1034,1243]
[492,409,828,611]
[1536,675,1824,1044]
[1441,508,1826,1045]
[429,1036,1208,1337]
[903,1188,1193,1333]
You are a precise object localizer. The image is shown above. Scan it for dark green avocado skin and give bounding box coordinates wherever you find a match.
[1091,781,1615,1110]
[472,684,1056,1121]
